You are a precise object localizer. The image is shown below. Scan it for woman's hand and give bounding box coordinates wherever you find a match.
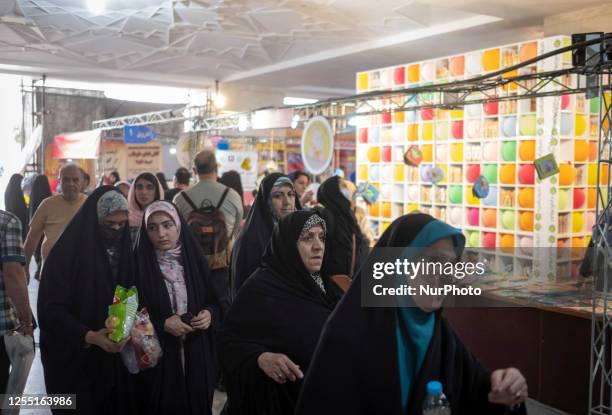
[164,315,194,337]
[488,367,528,406]
[85,328,125,353]
[191,310,212,330]
[257,352,304,384]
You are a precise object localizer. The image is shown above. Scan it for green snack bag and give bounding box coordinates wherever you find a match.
[107,285,139,343]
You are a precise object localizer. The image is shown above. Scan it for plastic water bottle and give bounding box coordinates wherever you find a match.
[423,381,451,415]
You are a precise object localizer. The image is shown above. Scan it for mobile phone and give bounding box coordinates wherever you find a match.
[180,312,193,325]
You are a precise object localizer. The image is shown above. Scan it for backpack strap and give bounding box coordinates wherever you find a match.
[216,187,230,210]
[181,191,198,211]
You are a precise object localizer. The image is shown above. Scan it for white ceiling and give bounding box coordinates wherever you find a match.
[0,0,609,99]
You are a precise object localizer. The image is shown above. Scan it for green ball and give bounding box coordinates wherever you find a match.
[483,164,498,184]
[449,186,463,204]
[501,141,516,162]
[502,210,515,230]
[469,232,480,247]
[558,190,569,210]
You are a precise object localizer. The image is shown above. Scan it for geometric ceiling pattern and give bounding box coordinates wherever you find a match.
[0,0,483,83]
[0,0,609,92]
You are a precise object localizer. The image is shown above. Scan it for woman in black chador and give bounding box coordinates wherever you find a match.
[220,210,342,415]
[296,213,528,415]
[38,187,135,414]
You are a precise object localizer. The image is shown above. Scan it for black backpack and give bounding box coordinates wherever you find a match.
[181,188,230,270]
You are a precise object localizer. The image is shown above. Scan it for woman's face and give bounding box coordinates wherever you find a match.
[100,210,128,230]
[294,175,309,197]
[146,212,180,251]
[135,178,156,209]
[297,224,325,274]
[270,185,296,218]
[410,237,457,313]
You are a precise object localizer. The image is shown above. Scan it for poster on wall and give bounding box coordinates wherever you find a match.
[301,116,334,175]
[286,145,305,173]
[216,150,258,192]
[126,142,162,178]
[100,140,127,180]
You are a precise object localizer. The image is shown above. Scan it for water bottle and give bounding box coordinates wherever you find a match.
[423,381,451,415]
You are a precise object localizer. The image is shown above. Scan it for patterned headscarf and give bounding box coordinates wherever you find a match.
[269,176,296,222]
[299,214,326,240]
[96,190,128,221]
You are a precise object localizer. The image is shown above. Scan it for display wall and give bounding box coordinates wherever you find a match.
[355,35,610,281]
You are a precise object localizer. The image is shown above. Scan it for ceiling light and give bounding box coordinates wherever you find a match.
[87,0,105,15]
[284,97,319,106]
[291,114,300,129]
[169,147,177,155]
[213,93,226,109]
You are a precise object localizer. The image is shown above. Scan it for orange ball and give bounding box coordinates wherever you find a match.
[407,64,420,83]
[519,140,536,161]
[519,42,538,62]
[574,140,588,162]
[559,163,576,186]
[370,202,380,217]
[422,145,433,162]
[519,211,534,231]
[382,202,392,218]
[518,188,535,209]
[500,234,515,253]
[482,49,500,71]
[500,164,516,185]
[589,141,598,161]
[588,188,597,209]
[483,209,497,228]
[450,56,465,77]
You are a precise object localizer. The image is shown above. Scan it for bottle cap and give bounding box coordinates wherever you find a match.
[426,381,442,395]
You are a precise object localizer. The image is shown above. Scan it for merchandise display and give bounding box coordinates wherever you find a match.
[355,36,606,281]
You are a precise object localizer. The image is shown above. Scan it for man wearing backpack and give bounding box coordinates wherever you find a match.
[174,150,243,319]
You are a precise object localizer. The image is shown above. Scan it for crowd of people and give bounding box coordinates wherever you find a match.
[0,150,529,414]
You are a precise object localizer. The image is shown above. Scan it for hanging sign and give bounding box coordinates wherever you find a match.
[301,116,334,175]
[123,125,159,144]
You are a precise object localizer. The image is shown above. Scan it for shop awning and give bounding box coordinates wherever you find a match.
[52,129,101,159]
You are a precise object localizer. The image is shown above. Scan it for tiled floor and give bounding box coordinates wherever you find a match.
[21,269,567,415]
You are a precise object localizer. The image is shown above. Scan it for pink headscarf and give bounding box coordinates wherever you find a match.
[144,200,187,314]
[128,172,165,227]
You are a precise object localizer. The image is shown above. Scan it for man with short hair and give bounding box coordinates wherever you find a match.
[24,164,87,274]
[165,167,191,202]
[174,150,243,318]
[0,209,33,392]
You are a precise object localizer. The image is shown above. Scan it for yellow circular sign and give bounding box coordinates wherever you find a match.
[301,116,334,175]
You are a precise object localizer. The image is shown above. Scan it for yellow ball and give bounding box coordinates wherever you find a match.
[367,146,380,163]
[572,212,584,233]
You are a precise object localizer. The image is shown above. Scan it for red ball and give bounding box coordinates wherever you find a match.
[561,95,570,110]
[382,146,392,162]
[573,188,586,209]
[466,164,481,183]
[421,107,434,121]
[451,120,464,139]
[483,233,497,250]
[484,101,498,115]
[518,164,535,185]
[382,112,392,124]
[394,67,405,85]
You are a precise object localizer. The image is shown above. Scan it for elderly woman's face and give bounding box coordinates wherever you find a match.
[297,224,325,274]
[270,185,296,218]
[146,212,180,251]
[410,237,456,313]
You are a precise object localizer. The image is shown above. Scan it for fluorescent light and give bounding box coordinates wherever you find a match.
[87,0,105,15]
[283,97,318,106]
